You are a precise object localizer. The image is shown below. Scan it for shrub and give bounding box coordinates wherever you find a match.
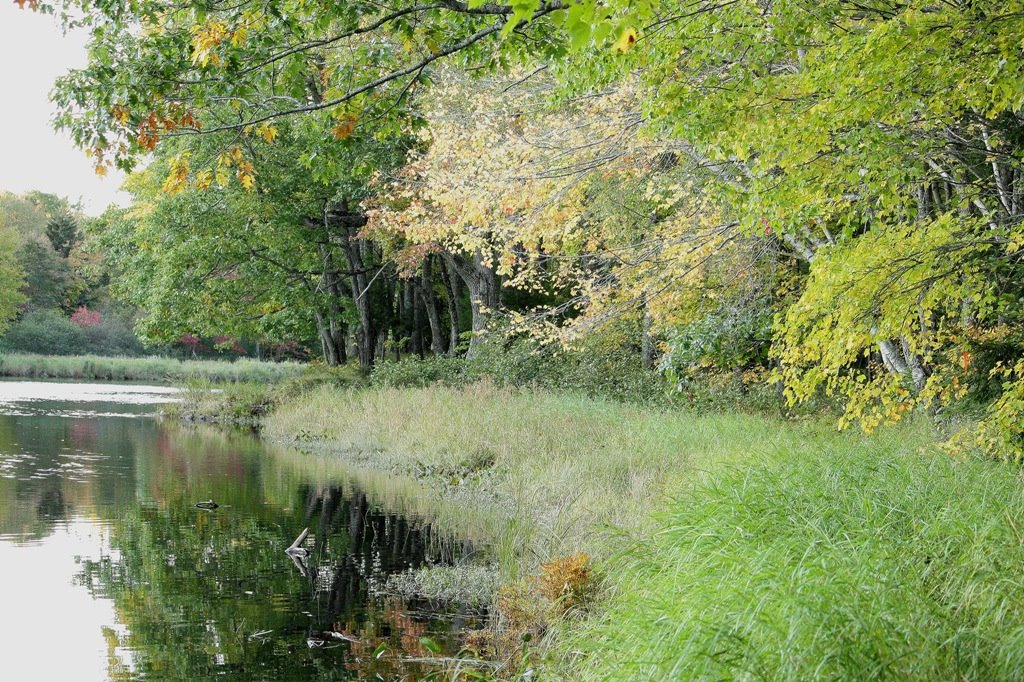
[0,309,88,355]
[467,335,667,406]
[371,356,470,389]
[536,553,596,614]
[80,312,145,356]
[277,363,367,398]
[70,306,103,327]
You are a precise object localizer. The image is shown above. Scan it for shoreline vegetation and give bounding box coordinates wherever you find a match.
[0,352,305,384]
[174,366,1024,680]
[14,355,1024,679]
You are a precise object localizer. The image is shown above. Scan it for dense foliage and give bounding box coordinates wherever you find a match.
[14,0,1024,454]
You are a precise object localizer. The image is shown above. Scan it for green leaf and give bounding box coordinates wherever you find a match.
[419,636,442,654]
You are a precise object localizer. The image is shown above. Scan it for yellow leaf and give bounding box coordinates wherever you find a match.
[194,168,213,190]
[614,27,638,54]
[230,26,248,47]
[237,160,256,190]
[257,123,279,144]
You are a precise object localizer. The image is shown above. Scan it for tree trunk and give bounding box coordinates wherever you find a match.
[339,232,374,369]
[878,337,928,392]
[879,339,909,375]
[315,312,346,366]
[308,203,373,369]
[444,251,499,359]
[900,337,928,392]
[316,243,349,366]
[419,257,445,356]
[442,259,462,355]
[641,304,655,369]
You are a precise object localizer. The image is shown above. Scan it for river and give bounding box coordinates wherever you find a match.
[0,380,478,680]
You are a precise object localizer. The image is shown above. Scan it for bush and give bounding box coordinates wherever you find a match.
[371,356,470,389]
[370,338,667,405]
[0,309,88,355]
[467,336,667,406]
[80,312,145,356]
[277,363,367,398]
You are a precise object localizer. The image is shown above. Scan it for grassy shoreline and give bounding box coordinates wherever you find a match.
[172,379,1024,679]
[0,352,306,384]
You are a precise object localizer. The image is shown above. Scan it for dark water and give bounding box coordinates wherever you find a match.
[0,381,478,681]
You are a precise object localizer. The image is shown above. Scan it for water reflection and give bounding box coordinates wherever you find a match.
[0,383,479,680]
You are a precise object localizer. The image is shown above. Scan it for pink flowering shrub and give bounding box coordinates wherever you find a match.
[70,306,103,327]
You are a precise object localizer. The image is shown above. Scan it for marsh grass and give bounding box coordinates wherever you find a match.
[384,564,502,608]
[0,352,305,384]
[170,380,278,425]
[267,382,903,568]
[267,381,736,567]
[565,440,1024,680]
[262,381,1024,680]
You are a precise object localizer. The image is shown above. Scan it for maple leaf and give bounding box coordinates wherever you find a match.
[331,116,357,140]
[256,123,278,144]
[194,168,213,190]
[110,105,131,124]
[162,153,190,195]
[236,160,256,190]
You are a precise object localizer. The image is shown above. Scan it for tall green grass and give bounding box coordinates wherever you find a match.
[566,440,1024,680]
[0,352,305,384]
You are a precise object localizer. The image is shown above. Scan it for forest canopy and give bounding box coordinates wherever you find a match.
[17,0,1024,459]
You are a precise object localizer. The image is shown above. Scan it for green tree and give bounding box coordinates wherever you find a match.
[16,240,72,312]
[0,227,26,333]
[95,110,414,367]
[45,210,80,258]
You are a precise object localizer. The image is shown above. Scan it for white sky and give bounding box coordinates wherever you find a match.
[0,5,129,215]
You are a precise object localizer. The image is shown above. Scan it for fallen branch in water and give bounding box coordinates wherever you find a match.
[286,527,310,556]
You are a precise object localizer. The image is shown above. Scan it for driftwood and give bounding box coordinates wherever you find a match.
[285,527,310,557]
[286,527,311,577]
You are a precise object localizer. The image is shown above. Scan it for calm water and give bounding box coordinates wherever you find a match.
[0,381,477,681]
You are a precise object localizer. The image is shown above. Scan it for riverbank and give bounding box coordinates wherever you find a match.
[0,352,306,384]
[256,381,1024,680]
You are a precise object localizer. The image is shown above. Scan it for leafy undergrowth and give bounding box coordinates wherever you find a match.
[565,442,1024,680]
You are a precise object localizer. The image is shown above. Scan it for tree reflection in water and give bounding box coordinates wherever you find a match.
[0,407,482,681]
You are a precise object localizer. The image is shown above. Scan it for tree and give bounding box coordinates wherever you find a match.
[41,0,581,175]
[45,210,80,258]
[0,227,26,333]
[94,106,418,367]
[605,0,1024,452]
[369,69,747,360]
[16,239,72,312]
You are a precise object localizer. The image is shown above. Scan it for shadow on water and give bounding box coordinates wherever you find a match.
[0,383,486,681]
